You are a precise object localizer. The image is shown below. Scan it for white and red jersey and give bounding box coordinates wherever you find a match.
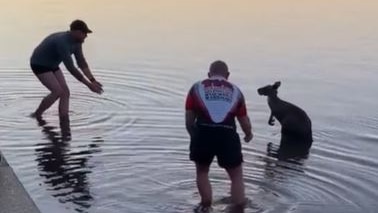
[185,76,247,129]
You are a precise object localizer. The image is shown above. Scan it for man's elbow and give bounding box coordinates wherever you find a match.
[77,63,88,70]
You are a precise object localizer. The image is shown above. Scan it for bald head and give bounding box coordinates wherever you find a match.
[208,60,229,78]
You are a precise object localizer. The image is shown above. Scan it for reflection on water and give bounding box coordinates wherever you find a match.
[34,116,102,213]
[266,142,309,162]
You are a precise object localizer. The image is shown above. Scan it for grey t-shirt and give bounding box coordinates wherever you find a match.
[30,31,88,81]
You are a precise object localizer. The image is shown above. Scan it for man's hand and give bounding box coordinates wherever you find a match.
[244,133,253,143]
[88,82,103,94]
[90,78,103,88]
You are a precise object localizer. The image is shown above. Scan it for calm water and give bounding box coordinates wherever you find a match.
[1,0,378,212]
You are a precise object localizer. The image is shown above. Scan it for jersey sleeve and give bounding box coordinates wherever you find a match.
[236,91,247,117]
[185,84,196,111]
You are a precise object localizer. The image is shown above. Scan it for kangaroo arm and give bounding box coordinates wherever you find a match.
[268,112,275,126]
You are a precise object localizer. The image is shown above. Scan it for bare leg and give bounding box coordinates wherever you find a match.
[32,72,63,117]
[195,163,212,206]
[53,70,70,117]
[52,70,72,138]
[225,164,246,206]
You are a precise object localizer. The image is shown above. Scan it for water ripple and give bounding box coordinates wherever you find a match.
[1,67,378,212]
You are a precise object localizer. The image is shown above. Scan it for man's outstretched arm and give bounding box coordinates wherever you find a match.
[74,45,103,87]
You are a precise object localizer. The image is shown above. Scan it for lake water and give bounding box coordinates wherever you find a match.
[0,0,377,212]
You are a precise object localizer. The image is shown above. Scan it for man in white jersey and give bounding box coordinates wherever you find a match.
[185,61,253,213]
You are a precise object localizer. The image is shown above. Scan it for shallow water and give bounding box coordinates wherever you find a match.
[1,1,378,212]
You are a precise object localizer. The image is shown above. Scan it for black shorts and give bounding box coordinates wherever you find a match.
[30,64,60,75]
[190,126,243,169]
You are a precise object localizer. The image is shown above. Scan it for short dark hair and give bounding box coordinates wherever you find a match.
[209,60,229,75]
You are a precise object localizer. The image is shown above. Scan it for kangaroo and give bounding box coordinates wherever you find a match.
[257,81,313,159]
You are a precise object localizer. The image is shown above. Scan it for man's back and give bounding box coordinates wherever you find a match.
[30,31,77,68]
[186,76,246,129]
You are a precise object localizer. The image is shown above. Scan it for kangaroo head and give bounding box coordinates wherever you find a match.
[257,81,281,97]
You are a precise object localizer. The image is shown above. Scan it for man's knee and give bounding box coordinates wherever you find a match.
[51,89,69,100]
[51,88,70,100]
[60,87,70,99]
[51,88,63,98]
[225,164,243,180]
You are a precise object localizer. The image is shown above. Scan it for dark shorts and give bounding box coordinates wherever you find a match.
[190,126,243,169]
[30,64,60,75]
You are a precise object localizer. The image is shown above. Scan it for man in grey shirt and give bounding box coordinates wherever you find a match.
[30,20,103,125]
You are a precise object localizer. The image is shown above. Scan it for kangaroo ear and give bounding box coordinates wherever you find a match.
[272,81,281,89]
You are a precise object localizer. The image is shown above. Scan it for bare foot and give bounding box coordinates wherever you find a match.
[30,112,42,119]
[30,112,46,126]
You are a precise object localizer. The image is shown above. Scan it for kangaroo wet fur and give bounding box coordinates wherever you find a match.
[257,81,313,159]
